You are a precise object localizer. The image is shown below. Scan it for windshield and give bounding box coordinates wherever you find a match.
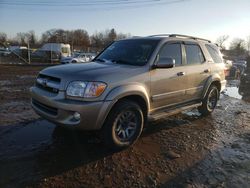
[96,39,159,66]
[72,53,80,58]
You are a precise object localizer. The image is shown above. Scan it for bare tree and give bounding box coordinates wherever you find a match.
[229,38,246,56]
[117,32,131,40]
[0,32,7,45]
[90,29,130,52]
[246,36,250,52]
[90,32,105,51]
[42,29,61,43]
[38,28,129,52]
[216,35,229,49]
[41,29,90,50]
[107,28,117,44]
[25,30,37,47]
[16,32,27,45]
[70,29,90,50]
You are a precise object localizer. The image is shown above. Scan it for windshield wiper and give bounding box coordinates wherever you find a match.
[111,59,131,65]
[95,58,106,62]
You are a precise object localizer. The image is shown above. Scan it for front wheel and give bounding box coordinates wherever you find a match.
[102,100,144,149]
[198,85,219,116]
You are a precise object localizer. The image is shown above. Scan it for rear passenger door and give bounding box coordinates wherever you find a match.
[183,42,210,100]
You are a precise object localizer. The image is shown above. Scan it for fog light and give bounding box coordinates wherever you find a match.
[73,112,81,121]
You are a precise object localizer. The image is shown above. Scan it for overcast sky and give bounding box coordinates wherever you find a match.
[0,0,250,44]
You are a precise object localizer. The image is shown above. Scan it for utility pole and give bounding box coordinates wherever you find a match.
[27,41,31,64]
[51,44,52,64]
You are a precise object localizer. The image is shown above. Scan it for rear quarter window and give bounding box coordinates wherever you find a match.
[205,44,223,63]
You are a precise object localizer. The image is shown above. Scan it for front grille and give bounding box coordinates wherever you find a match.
[36,83,59,93]
[32,99,58,116]
[36,74,61,93]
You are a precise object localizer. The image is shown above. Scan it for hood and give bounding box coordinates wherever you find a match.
[40,61,146,90]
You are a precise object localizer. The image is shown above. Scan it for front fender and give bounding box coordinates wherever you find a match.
[105,84,150,109]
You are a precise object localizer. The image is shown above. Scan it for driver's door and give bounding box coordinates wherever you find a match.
[150,42,190,110]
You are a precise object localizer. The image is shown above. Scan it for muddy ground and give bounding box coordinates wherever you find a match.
[0,65,250,188]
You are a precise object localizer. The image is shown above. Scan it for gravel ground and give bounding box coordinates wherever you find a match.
[0,65,250,188]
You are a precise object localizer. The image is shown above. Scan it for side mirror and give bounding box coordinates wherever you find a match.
[154,56,175,68]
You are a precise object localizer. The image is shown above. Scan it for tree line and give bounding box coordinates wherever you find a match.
[0,30,250,57]
[216,35,250,57]
[0,28,130,52]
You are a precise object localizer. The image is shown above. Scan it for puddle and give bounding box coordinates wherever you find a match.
[0,80,11,86]
[0,120,55,158]
[1,101,27,108]
[223,87,242,99]
[17,75,36,79]
[182,110,200,117]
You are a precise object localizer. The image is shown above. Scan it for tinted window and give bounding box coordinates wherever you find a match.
[158,43,182,66]
[185,44,205,64]
[205,44,222,63]
[97,39,159,66]
[79,54,86,58]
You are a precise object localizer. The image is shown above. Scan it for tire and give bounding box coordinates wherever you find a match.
[198,85,219,116]
[71,60,77,63]
[102,100,144,149]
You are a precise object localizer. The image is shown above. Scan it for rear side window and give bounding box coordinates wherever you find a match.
[185,44,205,64]
[205,44,223,63]
[61,47,69,53]
[159,43,182,66]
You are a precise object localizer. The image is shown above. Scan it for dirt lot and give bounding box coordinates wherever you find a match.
[0,65,250,188]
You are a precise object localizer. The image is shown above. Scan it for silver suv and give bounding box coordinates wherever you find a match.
[30,34,226,149]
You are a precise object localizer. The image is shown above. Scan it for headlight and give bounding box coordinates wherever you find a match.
[66,81,87,97]
[66,81,107,98]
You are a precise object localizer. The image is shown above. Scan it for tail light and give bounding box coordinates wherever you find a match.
[224,68,230,77]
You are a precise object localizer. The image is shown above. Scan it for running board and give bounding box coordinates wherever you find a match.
[148,102,202,121]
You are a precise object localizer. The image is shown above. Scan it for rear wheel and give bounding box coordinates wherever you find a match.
[198,85,219,116]
[102,100,144,149]
[71,60,77,63]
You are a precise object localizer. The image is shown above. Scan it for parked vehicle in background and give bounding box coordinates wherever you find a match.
[9,46,28,52]
[239,66,250,95]
[227,62,246,79]
[40,43,71,58]
[234,60,247,75]
[30,43,71,63]
[0,48,11,56]
[31,50,60,63]
[60,52,96,64]
[9,47,33,60]
[9,46,28,57]
[223,59,232,78]
[31,34,226,149]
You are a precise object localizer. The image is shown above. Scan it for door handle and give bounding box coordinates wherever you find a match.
[177,72,185,76]
[204,69,210,73]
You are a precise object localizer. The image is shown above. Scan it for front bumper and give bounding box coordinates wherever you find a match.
[30,86,112,130]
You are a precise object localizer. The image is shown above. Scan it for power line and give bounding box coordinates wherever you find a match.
[0,0,187,7]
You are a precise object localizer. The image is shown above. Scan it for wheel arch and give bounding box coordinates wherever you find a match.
[97,85,150,129]
[202,75,221,99]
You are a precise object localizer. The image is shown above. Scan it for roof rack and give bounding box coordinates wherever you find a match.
[148,34,170,37]
[148,34,211,43]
